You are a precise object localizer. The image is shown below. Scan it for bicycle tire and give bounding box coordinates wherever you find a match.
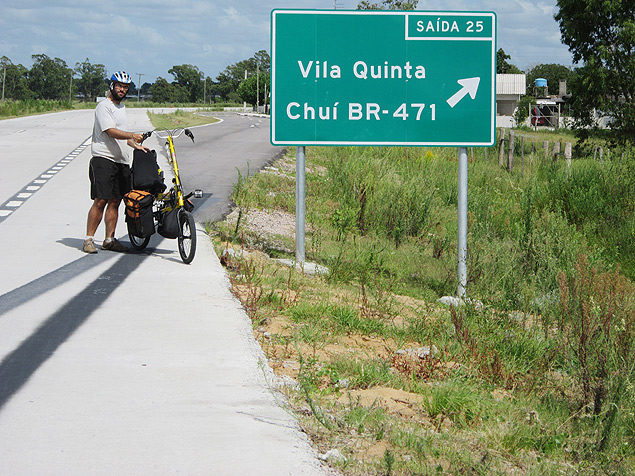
[177,209,196,264]
[127,222,151,250]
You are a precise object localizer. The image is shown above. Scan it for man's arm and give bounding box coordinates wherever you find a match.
[105,128,148,151]
[105,128,143,143]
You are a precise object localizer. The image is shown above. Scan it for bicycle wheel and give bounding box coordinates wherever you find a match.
[127,222,151,250]
[177,209,196,264]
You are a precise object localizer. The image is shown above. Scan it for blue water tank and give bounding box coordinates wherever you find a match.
[535,78,547,88]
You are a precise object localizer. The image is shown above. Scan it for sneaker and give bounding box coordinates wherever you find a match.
[83,238,98,254]
[102,238,129,253]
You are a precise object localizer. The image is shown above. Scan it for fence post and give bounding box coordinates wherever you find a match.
[507,130,515,172]
[543,141,550,160]
[521,136,525,176]
[499,128,506,167]
[565,142,572,167]
[553,141,561,162]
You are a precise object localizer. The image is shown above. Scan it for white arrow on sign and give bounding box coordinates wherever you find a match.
[446,77,481,108]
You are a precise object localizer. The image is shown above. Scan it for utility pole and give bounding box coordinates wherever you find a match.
[244,70,248,112]
[136,73,144,102]
[69,72,73,101]
[2,66,6,101]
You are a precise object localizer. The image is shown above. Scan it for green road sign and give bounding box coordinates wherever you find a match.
[271,10,497,147]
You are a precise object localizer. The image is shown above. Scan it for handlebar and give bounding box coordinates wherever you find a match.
[142,128,195,143]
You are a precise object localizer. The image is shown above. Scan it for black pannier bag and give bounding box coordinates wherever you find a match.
[158,198,196,239]
[132,149,166,195]
[124,190,155,237]
[158,208,180,239]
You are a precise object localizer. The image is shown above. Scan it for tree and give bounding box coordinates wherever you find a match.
[168,64,203,102]
[555,0,635,144]
[497,48,522,74]
[150,77,188,103]
[0,57,32,100]
[237,72,270,107]
[253,50,271,73]
[357,0,418,9]
[74,58,107,101]
[214,71,239,102]
[525,63,574,96]
[28,54,72,100]
[215,50,271,102]
[201,76,217,104]
[140,82,152,96]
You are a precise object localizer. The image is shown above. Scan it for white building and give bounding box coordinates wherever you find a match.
[496,74,526,128]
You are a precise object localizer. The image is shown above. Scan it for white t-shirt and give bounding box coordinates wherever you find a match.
[91,98,129,164]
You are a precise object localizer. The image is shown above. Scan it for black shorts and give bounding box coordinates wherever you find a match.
[89,156,132,200]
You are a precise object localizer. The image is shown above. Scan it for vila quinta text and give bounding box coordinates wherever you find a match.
[297,60,427,81]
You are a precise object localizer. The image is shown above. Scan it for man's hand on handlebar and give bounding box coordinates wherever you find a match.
[131,132,145,144]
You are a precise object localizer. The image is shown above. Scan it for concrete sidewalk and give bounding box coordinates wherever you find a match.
[0,110,333,475]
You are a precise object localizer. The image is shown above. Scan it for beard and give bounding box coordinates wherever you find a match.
[110,84,128,102]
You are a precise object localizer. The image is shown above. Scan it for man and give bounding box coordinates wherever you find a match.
[83,71,148,254]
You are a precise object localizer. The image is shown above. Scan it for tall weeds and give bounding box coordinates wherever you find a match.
[326,147,433,246]
[556,254,635,451]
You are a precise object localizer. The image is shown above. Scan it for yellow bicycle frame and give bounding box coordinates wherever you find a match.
[155,133,185,210]
[164,135,185,208]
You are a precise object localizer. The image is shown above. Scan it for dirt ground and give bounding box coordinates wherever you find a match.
[223,208,452,447]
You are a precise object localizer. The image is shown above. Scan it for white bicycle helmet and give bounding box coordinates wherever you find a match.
[110,71,132,84]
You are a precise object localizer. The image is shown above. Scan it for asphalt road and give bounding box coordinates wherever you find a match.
[0,109,333,475]
[163,111,285,224]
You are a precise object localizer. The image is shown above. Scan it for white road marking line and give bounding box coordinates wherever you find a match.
[1,137,91,225]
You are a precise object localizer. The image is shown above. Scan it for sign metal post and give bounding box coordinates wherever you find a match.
[457,146,468,297]
[295,146,306,265]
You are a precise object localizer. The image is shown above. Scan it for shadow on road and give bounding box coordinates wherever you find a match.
[0,250,149,410]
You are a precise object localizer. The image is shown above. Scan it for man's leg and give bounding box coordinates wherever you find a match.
[104,198,121,239]
[87,198,107,236]
[84,198,107,253]
[101,198,129,252]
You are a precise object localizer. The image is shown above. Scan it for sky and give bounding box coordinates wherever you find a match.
[1,0,573,85]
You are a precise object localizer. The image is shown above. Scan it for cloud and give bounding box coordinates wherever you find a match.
[2,0,573,82]
[217,6,256,28]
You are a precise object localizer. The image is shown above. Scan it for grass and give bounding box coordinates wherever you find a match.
[0,99,94,119]
[211,131,635,475]
[0,99,242,120]
[147,109,220,129]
